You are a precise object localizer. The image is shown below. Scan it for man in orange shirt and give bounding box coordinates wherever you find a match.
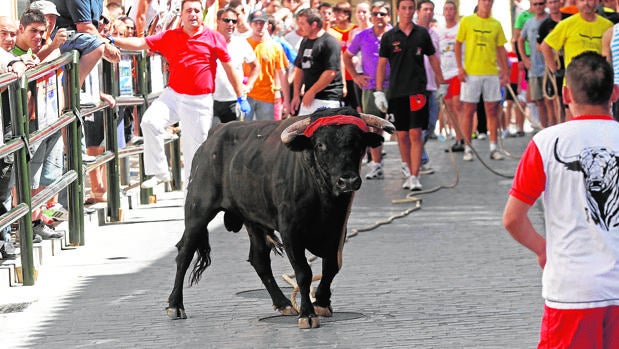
[245,10,290,121]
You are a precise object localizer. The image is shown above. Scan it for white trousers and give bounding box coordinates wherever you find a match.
[141,88,213,185]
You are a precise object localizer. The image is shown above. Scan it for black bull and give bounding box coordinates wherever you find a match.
[166,107,395,328]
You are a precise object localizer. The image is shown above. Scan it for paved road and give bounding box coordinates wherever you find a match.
[0,135,545,348]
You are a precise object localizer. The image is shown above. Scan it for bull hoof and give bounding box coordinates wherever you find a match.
[313,305,333,317]
[278,305,299,316]
[166,307,187,320]
[298,315,320,329]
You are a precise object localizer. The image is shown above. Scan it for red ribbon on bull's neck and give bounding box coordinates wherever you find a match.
[303,115,369,137]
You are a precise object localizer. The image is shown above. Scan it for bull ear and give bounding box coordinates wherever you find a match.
[284,135,312,151]
[364,132,385,148]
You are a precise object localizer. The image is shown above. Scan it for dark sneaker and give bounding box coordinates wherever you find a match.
[0,241,17,259]
[32,222,64,239]
[446,141,465,152]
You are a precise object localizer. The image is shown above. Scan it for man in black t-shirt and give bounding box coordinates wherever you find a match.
[291,8,343,115]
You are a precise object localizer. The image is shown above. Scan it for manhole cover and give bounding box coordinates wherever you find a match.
[260,312,365,324]
[237,287,294,299]
[0,302,31,314]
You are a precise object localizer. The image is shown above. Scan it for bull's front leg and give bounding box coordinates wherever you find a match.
[288,250,320,329]
[313,254,340,317]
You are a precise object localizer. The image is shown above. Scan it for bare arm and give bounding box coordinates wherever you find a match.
[497,45,509,86]
[517,35,530,69]
[503,196,547,268]
[540,41,558,72]
[302,70,337,106]
[428,54,445,85]
[375,57,387,91]
[603,27,613,62]
[135,0,152,36]
[343,50,369,89]
[244,60,260,95]
[455,40,466,82]
[291,66,303,114]
[113,36,150,51]
[221,60,245,98]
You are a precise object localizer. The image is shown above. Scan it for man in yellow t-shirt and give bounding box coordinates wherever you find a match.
[244,11,290,121]
[454,0,509,162]
[541,0,612,120]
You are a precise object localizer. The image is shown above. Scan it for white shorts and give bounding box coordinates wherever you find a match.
[460,75,502,103]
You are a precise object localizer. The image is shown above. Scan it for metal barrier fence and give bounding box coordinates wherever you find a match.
[0,49,179,286]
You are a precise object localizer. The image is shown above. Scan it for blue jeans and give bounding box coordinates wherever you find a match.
[245,97,274,121]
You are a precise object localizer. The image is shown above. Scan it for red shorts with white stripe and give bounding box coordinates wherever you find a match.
[538,305,619,348]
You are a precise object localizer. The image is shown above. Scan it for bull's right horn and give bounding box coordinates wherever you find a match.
[360,113,396,134]
[281,117,312,144]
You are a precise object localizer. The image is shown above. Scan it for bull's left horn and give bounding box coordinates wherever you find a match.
[281,117,312,144]
[360,113,396,134]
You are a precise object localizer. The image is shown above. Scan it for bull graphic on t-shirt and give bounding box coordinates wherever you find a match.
[554,138,619,230]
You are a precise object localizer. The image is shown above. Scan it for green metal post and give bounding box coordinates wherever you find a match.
[10,77,34,285]
[137,51,152,204]
[66,50,84,245]
[102,61,120,221]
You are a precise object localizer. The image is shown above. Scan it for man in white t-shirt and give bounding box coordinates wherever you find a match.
[503,51,619,348]
[214,7,259,123]
[437,0,464,152]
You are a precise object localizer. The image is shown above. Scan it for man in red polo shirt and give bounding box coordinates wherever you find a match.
[113,0,249,189]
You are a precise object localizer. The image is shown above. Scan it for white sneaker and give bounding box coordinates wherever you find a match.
[477,132,487,140]
[141,174,171,189]
[409,175,422,191]
[400,162,411,178]
[419,164,434,175]
[365,162,384,179]
[463,150,473,161]
[402,176,413,190]
[490,150,505,160]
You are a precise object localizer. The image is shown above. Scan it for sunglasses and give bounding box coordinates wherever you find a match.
[221,18,238,24]
[532,2,545,5]
[372,11,388,17]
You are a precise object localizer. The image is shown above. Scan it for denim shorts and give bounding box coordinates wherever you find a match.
[59,33,105,56]
[30,132,63,189]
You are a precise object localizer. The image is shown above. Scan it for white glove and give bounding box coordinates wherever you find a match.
[436,83,449,101]
[373,91,388,113]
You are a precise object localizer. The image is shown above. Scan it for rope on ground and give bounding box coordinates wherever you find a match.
[441,98,515,179]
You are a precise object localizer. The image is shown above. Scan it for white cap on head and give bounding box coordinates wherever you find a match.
[29,1,61,17]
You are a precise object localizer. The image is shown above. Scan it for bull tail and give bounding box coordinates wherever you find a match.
[187,231,212,286]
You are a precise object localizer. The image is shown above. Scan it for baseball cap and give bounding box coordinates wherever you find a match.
[29,0,60,16]
[248,10,268,23]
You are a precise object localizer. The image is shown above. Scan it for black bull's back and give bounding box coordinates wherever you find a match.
[186,117,363,256]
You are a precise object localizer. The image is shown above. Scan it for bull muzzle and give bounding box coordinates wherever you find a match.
[335,175,362,193]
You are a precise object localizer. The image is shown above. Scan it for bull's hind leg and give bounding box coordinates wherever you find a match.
[167,199,217,320]
[246,223,297,316]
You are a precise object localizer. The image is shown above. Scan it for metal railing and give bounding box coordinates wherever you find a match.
[0,49,180,285]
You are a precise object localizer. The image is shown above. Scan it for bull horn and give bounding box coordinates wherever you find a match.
[360,113,396,134]
[281,117,312,144]
[553,138,582,172]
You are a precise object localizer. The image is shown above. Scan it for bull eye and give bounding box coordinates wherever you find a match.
[315,142,327,151]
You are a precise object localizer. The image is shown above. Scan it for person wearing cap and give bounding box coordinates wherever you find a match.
[27,1,68,61]
[111,0,250,189]
[244,10,290,121]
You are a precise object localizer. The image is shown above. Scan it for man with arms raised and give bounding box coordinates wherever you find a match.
[113,0,250,188]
